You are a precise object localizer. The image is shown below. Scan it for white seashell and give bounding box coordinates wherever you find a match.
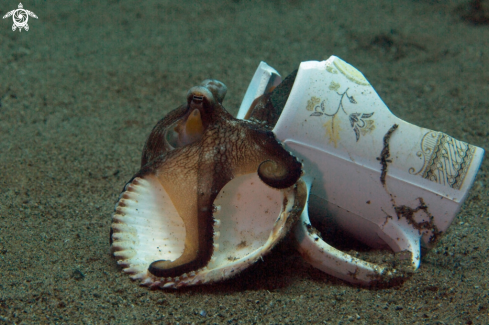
[111,170,305,288]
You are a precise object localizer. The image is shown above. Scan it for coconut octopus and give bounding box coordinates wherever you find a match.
[110,78,307,288]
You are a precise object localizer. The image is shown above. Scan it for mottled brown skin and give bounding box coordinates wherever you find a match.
[123,80,303,278]
[141,80,228,167]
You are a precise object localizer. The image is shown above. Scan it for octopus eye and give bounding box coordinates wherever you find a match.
[186,86,215,106]
[193,95,204,102]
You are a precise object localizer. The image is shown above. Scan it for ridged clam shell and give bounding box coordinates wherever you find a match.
[111,172,303,288]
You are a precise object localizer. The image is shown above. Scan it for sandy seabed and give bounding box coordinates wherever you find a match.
[0,0,488,324]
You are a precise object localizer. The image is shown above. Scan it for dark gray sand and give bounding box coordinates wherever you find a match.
[1,0,488,324]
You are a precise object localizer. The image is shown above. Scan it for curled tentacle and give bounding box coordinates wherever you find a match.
[253,130,303,189]
[258,157,302,189]
[258,159,289,188]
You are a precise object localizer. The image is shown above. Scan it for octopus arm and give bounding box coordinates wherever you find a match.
[252,129,303,189]
[146,143,233,278]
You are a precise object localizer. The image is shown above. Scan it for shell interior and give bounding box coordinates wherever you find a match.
[111,172,297,288]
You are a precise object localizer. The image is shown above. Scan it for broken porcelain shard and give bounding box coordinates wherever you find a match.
[110,79,306,288]
[238,56,484,285]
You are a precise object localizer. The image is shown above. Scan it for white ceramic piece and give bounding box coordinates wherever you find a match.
[294,176,399,284]
[239,56,484,284]
[237,61,282,120]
